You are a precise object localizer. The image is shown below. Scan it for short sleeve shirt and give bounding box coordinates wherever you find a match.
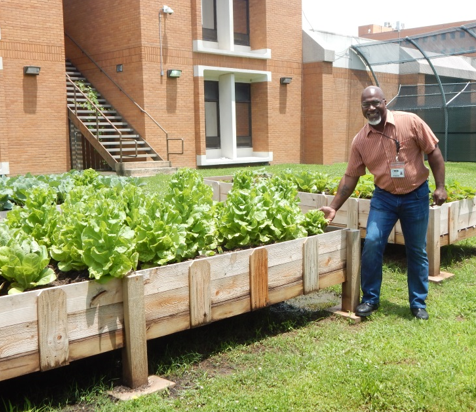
[345,111,439,195]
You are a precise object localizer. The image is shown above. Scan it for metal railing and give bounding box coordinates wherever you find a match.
[66,73,138,162]
[65,33,183,161]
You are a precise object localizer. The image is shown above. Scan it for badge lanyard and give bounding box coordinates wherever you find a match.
[380,132,405,178]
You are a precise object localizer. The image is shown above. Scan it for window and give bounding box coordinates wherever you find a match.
[202,0,217,41]
[233,0,250,46]
[201,0,249,46]
[235,83,252,147]
[205,81,220,149]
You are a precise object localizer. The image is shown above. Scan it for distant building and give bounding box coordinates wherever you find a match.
[0,1,475,176]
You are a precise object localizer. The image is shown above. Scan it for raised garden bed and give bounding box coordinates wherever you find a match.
[0,228,360,385]
[205,176,476,281]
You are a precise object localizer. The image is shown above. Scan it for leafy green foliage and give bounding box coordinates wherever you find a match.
[0,227,56,294]
[50,186,139,280]
[0,169,142,211]
[164,168,218,258]
[280,169,330,193]
[5,187,59,248]
[302,209,328,236]
[352,174,375,199]
[218,172,312,250]
[431,178,476,202]
[129,194,187,267]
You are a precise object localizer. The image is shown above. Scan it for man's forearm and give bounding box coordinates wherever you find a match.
[329,175,360,211]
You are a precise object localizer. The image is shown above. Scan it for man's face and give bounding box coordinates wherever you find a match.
[361,91,387,126]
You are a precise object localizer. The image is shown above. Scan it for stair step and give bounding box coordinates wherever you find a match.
[119,167,178,177]
[84,129,136,134]
[117,161,172,170]
[102,141,146,146]
[90,134,140,144]
[112,154,160,160]
[108,148,154,153]
[81,122,129,127]
[72,109,117,114]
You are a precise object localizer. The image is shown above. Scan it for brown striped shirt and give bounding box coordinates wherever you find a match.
[345,111,439,195]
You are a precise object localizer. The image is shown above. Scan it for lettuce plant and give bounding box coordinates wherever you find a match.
[0,228,56,295]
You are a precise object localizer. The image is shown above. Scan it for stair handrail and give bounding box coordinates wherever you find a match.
[65,32,169,141]
[66,73,138,162]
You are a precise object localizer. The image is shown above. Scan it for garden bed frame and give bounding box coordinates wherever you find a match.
[0,228,360,388]
[205,176,476,281]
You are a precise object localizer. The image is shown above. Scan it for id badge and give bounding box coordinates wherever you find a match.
[390,161,405,178]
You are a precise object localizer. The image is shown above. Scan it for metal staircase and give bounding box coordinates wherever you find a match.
[66,60,176,176]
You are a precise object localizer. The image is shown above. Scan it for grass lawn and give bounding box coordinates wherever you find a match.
[1,162,476,412]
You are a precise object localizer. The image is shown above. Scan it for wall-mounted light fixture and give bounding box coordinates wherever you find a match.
[162,5,174,14]
[167,69,182,78]
[24,66,41,75]
[116,64,123,73]
[159,5,174,76]
[280,77,292,85]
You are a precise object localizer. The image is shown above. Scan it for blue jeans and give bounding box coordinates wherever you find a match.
[361,181,430,309]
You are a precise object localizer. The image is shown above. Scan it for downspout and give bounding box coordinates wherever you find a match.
[406,37,448,161]
[350,46,380,87]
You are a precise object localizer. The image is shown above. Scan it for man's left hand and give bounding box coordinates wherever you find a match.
[432,187,447,206]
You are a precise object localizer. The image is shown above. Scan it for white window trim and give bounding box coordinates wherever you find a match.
[193,40,271,60]
[196,65,273,167]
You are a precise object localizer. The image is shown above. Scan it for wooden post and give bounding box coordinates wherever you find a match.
[122,273,148,389]
[427,206,441,277]
[38,289,69,371]
[448,202,459,245]
[303,236,319,294]
[250,248,269,310]
[341,229,361,313]
[189,260,211,327]
[427,206,455,282]
[346,198,359,230]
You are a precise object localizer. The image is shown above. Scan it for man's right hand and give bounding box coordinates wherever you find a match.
[319,206,336,222]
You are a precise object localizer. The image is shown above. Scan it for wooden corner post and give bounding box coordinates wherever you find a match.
[341,229,361,313]
[122,273,148,389]
[250,248,269,310]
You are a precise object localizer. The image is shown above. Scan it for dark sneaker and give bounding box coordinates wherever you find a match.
[411,308,429,320]
[356,302,379,317]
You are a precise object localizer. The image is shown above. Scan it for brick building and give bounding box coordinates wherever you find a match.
[0,1,475,175]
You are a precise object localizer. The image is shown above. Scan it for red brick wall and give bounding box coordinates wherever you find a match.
[301,63,401,165]
[0,0,68,176]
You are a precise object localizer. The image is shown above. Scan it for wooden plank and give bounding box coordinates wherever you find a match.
[189,260,211,327]
[448,202,459,244]
[250,248,269,310]
[269,281,303,304]
[122,274,148,389]
[303,236,319,294]
[319,269,346,289]
[69,329,124,361]
[439,202,450,235]
[204,180,220,201]
[0,352,40,382]
[37,289,69,371]
[427,206,441,278]
[341,229,361,313]
[358,199,371,230]
[346,198,359,229]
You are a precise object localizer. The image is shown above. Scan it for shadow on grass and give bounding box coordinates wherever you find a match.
[0,299,333,411]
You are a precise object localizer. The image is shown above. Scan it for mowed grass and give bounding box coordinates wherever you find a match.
[1,162,476,412]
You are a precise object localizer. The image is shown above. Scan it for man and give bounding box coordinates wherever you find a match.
[320,86,447,320]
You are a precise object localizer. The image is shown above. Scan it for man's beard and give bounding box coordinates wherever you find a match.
[367,114,382,126]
